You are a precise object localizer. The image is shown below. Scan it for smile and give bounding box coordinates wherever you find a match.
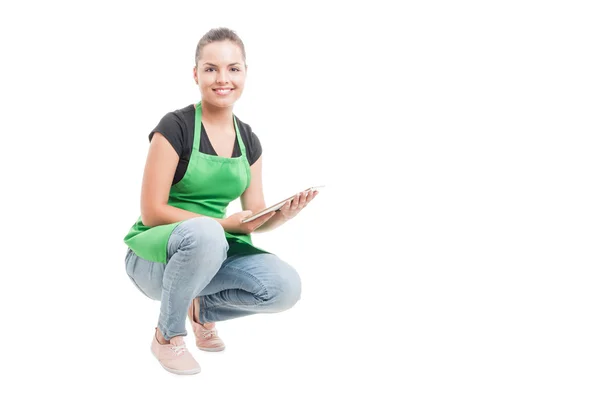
[213,88,234,96]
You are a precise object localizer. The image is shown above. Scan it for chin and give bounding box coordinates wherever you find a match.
[208,96,239,108]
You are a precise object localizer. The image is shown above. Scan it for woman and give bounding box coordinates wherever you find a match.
[124,27,318,375]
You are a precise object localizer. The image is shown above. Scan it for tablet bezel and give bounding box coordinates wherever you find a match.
[240,185,324,223]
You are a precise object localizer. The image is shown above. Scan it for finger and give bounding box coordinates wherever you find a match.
[261,211,276,220]
[278,201,290,218]
[251,211,274,225]
[296,193,308,210]
[253,219,267,231]
[291,194,301,210]
[282,200,292,212]
[248,212,274,231]
[299,191,309,206]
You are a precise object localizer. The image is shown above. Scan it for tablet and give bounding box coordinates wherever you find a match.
[240,185,325,223]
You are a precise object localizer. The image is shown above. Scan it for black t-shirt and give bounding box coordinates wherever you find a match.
[149,104,263,185]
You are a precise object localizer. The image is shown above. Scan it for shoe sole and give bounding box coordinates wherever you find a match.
[197,345,226,352]
[150,347,201,375]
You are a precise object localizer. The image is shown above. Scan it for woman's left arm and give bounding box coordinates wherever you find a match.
[241,155,283,233]
[241,155,317,233]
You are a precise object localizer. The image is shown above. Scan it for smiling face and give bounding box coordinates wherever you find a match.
[193,40,246,109]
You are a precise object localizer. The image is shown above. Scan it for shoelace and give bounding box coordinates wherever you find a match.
[170,344,187,356]
[202,329,218,339]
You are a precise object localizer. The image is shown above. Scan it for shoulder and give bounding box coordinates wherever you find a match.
[234,115,252,134]
[176,103,196,122]
[149,104,195,156]
[234,115,260,143]
[162,104,195,126]
[153,104,194,131]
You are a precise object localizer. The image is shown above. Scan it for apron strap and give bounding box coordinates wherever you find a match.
[233,116,247,158]
[193,102,202,152]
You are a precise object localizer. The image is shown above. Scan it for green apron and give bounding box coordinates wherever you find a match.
[124,102,268,264]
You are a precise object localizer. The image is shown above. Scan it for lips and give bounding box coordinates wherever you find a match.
[213,88,234,96]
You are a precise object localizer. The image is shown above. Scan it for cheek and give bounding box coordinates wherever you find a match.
[201,85,215,97]
[198,74,213,87]
[233,78,246,92]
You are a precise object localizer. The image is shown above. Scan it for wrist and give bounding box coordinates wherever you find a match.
[216,217,230,231]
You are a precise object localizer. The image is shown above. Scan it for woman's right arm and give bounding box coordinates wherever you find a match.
[140,132,209,227]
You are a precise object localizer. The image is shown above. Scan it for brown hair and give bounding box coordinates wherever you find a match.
[195,27,247,66]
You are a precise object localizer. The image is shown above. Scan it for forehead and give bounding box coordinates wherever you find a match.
[200,40,244,64]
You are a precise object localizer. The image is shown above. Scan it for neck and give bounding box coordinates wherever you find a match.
[199,101,233,125]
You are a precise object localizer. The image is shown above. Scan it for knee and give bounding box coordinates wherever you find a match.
[174,217,228,253]
[263,263,302,312]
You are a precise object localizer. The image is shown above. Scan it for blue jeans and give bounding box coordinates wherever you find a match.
[125,217,302,341]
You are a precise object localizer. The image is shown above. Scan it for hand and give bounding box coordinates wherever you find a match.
[279,189,319,221]
[222,210,276,234]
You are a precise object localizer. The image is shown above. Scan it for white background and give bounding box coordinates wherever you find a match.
[1,1,599,397]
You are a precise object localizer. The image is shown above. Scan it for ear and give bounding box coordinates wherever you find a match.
[193,66,198,84]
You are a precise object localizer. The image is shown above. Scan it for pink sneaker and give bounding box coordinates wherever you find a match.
[150,329,201,375]
[188,297,226,352]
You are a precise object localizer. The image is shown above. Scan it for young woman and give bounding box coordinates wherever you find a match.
[124,27,319,375]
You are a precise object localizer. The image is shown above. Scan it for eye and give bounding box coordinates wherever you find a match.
[231,67,240,72]
[205,67,216,72]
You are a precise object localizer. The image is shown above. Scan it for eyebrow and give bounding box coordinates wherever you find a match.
[203,62,242,67]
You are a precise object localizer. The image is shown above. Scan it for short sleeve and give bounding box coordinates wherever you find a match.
[148,112,185,157]
[247,129,263,166]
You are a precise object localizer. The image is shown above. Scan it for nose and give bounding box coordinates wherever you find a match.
[216,69,229,84]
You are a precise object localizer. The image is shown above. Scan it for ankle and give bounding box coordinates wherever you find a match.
[155,328,170,345]
[191,298,215,329]
[202,322,215,329]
